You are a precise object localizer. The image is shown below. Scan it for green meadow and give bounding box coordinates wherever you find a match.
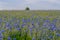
[0,10,60,40]
[0,10,60,18]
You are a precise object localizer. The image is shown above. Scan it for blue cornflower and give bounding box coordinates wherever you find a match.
[0,36,3,39]
[14,23,18,27]
[0,38,3,40]
[5,22,12,30]
[52,19,57,23]
[28,25,30,28]
[0,18,2,22]
[31,21,35,28]
[16,27,21,30]
[56,33,60,37]
[42,22,50,29]
[13,38,16,40]
[49,27,56,31]
[48,35,53,39]
[1,30,5,33]
[49,23,56,31]
[7,36,11,40]
[32,24,35,28]
[27,18,30,22]
[35,18,38,22]
[43,20,50,26]
[22,18,24,22]
[43,22,47,27]
[32,37,36,40]
[0,32,3,40]
[22,18,27,23]
[29,28,32,32]
[21,23,25,28]
[31,21,34,24]
[14,23,20,30]
[5,22,10,27]
[53,27,56,30]
[37,22,40,25]
[45,20,50,23]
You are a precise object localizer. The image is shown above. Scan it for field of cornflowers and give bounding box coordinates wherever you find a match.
[0,10,60,40]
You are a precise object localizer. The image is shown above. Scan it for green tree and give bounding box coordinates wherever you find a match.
[26,7,30,10]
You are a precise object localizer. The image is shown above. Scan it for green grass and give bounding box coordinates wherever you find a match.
[0,10,60,40]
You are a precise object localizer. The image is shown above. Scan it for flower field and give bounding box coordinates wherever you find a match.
[0,10,60,40]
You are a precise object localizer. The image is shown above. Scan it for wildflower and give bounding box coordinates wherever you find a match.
[7,36,11,40]
[0,32,3,40]
[16,27,21,30]
[32,24,35,28]
[0,32,3,38]
[1,30,5,33]
[29,28,32,32]
[5,22,11,27]
[5,22,12,30]
[0,18,2,22]
[22,18,27,23]
[43,20,50,26]
[52,19,57,23]
[22,18,24,22]
[31,21,34,25]
[0,38,3,40]
[42,22,50,29]
[37,22,40,25]
[32,37,35,40]
[48,35,53,39]
[56,33,60,37]
[27,18,30,22]
[13,38,16,40]
[44,20,50,23]
[43,22,47,27]
[14,23,18,27]
[28,25,30,28]
[49,23,56,31]
[29,28,33,36]
[21,23,25,28]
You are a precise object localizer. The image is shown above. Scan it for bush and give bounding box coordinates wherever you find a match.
[25,7,30,10]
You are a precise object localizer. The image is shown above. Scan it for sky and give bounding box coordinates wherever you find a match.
[0,0,60,10]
